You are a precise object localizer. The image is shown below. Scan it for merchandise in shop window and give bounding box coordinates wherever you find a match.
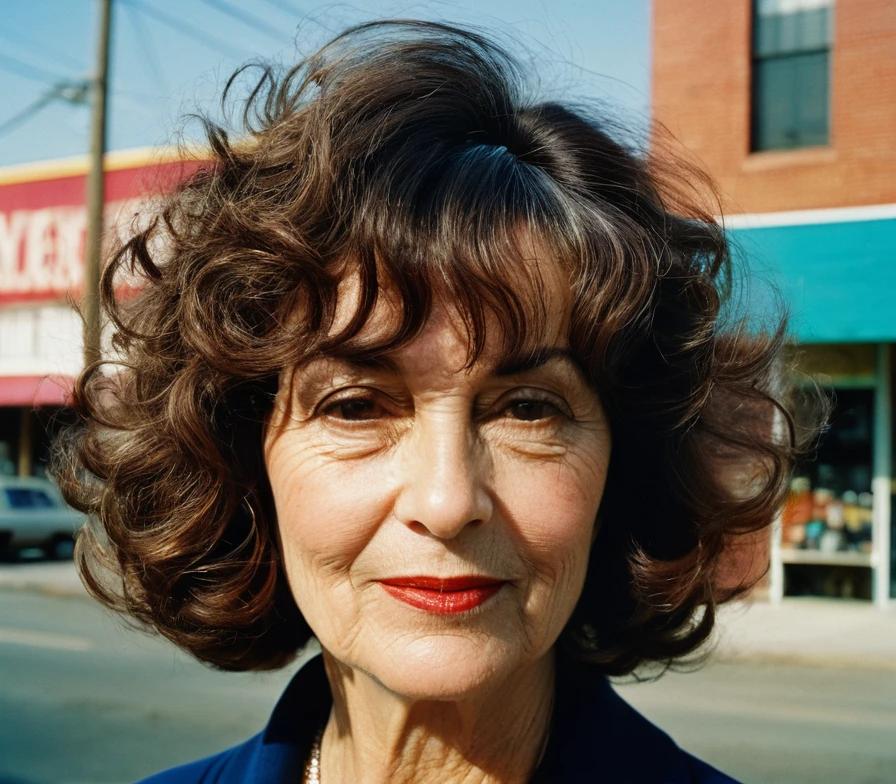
[856,492,874,553]
[781,477,873,553]
[782,476,811,546]
[781,388,875,557]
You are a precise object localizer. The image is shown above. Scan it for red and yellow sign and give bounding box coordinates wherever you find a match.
[0,148,202,304]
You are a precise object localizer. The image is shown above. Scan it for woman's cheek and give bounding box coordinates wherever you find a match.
[494,451,603,607]
[267,432,395,585]
[496,442,604,535]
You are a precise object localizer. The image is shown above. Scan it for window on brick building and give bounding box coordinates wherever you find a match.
[751,0,833,151]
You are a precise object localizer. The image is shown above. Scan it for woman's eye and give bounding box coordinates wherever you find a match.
[504,398,565,422]
[321,396,387,421]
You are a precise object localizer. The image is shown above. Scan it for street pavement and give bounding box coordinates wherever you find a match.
[1,561,895,783]
[713,593,896,671]
[0,588,296,784]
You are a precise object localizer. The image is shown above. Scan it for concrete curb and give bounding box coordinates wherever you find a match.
[712,649,896,671]
[0,562,87,598]
[710,597,896,671]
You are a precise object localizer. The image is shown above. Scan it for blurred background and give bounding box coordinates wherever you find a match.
[0,1,894,783]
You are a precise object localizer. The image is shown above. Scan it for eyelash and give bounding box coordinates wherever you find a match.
[317,389,570,425]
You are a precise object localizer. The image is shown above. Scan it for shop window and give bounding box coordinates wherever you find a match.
[782,387,874,599]
[751,0,833,151]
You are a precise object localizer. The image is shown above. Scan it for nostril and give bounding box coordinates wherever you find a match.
[404,516,484,537]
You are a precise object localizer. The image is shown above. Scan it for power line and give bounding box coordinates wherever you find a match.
[123,0,246,60]
[0,52,73,86]
[257,0,337,35]
[0,24,85,73]
[258,0,307,17]
[123,0,171,98]
[0,81,89,139]
[198,0,292,44]
[0,93,56,137]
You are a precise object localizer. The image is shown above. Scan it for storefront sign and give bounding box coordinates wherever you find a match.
[1,203,113,302]
[0,151,201,304]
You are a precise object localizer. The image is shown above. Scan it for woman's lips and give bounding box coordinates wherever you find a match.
[378,576,506,614]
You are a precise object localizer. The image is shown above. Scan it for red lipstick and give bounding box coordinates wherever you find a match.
[378,576,505,614]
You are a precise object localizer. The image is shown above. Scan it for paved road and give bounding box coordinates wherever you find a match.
[0,589,296,784]
[1,588,894,783]
[616,663,896,784]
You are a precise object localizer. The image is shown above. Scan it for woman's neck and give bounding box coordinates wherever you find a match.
[319,650,556,784]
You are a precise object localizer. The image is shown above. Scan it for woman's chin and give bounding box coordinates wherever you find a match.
[361,635,520,702]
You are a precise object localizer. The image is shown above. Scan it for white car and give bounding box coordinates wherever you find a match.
[0,476,84,560]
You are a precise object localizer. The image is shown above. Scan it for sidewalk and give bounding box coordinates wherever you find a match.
[0,560,86,597]
[2,561,895,669]
[712,595,896,670]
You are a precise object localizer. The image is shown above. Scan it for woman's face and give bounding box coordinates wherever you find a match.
[264,270,612,700]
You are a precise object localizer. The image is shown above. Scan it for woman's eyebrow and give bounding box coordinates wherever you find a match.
[493,347,581,377]
[300,353,399,375]
[303,347,581,378]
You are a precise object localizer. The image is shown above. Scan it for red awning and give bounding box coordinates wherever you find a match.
[0,375,74,407]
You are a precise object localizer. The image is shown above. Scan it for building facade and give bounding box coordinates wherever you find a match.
[0,150,198,481]
[653,0,895,606]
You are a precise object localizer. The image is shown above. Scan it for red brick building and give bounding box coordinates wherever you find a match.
[653,0,896,213]
[652,0,895,606]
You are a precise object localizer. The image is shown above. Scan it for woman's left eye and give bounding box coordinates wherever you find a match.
[328,398,382,420]
[501,396,568,423]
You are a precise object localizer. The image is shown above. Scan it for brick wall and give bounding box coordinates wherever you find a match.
[652,0,896,213]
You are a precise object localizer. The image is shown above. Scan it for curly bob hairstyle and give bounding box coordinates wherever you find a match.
[55,20,814,676]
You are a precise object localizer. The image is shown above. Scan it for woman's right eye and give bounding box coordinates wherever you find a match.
[320,394,388,422]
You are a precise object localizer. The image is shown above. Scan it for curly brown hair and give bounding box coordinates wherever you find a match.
[53,20,817,675]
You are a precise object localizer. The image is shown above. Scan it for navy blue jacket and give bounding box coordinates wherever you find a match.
[139,654,740,783]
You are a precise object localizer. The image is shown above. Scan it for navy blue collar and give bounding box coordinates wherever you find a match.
[145,652,738,782]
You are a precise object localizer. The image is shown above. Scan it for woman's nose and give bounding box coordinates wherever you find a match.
[393,416,494,539]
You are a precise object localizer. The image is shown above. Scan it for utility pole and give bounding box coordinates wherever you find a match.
[82,0,112,367]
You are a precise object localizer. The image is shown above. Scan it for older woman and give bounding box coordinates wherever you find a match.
[55,20,811,784]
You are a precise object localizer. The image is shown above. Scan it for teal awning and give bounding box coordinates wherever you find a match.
[728,217,896,344]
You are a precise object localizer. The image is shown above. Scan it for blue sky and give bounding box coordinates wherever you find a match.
[0,0,650,167]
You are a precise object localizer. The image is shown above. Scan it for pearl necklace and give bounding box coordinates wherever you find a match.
[302,727,323,784]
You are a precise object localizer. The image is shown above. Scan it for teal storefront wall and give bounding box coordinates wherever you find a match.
[727,217,896,344]
[728,215,894,606]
